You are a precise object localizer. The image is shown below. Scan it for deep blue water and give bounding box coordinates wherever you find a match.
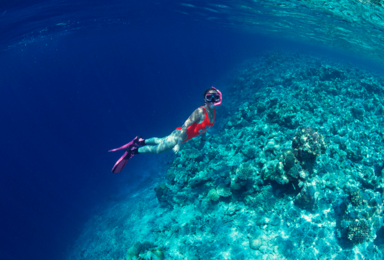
[1,0,384,260]
[0,6,271,260]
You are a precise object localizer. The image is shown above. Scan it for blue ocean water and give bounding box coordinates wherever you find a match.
[1,0,384,260]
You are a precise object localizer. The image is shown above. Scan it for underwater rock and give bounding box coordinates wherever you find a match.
[244,185,276,211]
[230,177,246,191]
[361,78,383,94]
[226,111,243,128]
[347,219,372,244]
[261,148,304,185]
[126,241,165,260]
[241,145,257,159]
[266,102,299,129]
[249,237,263,250]
[356,166,381,189]
[254,124,270,136]
[292,126,327,156]
[257,103,266,113]
[280,149,296,170]
[207,188,220,201]
[319,67,345,81]
[216,183,232,197]
[172,191,189,206]
[235,162,256,180]
[154,183,173,208]
[351,106,365,120]
[182,148,201,160]
[345,140,364,163]
[207,184,232,201]
[166,167,190,187]
[261,159,288,185]
[292,126,327,171]
[339,187,384,247]
[294,181,319,210]
[349,190,363,206]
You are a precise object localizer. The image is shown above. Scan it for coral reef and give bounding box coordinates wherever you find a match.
[235,162,256,180]
[69,52,384,260]
[126,241,165,260]
[347,219,371,244]
[292,126,327,171]
[216,183,232,198]
[207,188,219,201]
[294,181,319,210]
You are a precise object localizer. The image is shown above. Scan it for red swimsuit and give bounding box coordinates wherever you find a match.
[176,106,215,143]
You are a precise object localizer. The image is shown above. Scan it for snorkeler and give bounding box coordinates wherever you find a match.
[109,87,222,173]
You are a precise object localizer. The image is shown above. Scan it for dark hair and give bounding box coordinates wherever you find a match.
[203,88,217,97]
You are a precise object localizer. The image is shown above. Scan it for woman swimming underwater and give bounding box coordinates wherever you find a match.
[109,87,222,173]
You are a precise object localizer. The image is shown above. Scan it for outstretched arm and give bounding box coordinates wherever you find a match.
[198,132,207,150]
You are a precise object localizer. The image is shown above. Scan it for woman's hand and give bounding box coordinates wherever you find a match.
[198,133,207,150]
[173,137,183,154]
[173,143,181,154]
[198,139,206,150]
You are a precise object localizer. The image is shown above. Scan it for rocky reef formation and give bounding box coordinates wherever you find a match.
[126,241,165,260]
[69,52,384,260]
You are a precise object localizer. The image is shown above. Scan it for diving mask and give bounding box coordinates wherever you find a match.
[205,86,222,106]
[205,93,221,102]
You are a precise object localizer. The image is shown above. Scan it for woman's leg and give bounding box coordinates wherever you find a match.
[143,137,162,145]
[139,131,180,154]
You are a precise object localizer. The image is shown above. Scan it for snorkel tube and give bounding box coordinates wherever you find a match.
[211,86,222,106]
